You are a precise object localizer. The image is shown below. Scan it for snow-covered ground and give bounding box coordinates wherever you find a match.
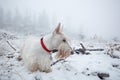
[0,30,120,80]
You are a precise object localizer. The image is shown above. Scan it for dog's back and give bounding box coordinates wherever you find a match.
[21,36,52,72]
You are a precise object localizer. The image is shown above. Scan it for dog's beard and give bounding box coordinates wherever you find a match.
[55,43,71,59]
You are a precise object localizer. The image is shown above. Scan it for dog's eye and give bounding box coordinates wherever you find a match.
[63,39,66,42]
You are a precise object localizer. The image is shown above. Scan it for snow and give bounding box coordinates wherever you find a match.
[0,30,120,80]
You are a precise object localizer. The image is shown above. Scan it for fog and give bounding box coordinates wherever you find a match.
[0,0,120,40]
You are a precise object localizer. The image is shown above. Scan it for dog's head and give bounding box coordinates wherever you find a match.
[51,23,72,59]
[51,23,68,48]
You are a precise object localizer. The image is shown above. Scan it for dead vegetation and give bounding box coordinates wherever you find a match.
[0,31,120,80]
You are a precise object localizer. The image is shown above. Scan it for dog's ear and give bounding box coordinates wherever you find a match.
[54,23,61,34]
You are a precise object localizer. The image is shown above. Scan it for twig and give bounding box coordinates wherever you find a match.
[79,43,86,54]
[12,70,25,80]
[80,43,86,51]
[86,49,104,51]
[6,40,16,51]
[51,59,65,66]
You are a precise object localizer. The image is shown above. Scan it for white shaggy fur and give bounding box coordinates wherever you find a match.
[21,23,72,73]
[21,36,52,72]
[55,42,72,59]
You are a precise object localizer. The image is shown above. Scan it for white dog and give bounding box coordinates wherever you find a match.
[21,23,72,73]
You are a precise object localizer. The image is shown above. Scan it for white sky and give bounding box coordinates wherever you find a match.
[0,0,120,40]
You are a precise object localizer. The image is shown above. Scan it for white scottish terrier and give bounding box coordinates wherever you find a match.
[21,23,72,73]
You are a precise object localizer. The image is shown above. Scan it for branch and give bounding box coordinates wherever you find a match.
[6,40,16,51]
[86,49,104,51]
[51,59,65,66]
[73,43,104,55]
[80,43,86,51]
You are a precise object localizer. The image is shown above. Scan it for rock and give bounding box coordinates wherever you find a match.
[97,73,109,79]
[17,55,22,61]
[112,64,119,68]
[86,68,89,70]
[7,55,14,58]
[85,52,91,55]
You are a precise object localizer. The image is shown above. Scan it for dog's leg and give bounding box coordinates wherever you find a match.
[27,61,39,72]
[44,59,52,73]
[38,55,52,73]
[22,53,39,72]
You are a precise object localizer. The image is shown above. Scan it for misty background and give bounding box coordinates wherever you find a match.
[0,0,120,40]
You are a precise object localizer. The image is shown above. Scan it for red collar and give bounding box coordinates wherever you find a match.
[40,37,52,53]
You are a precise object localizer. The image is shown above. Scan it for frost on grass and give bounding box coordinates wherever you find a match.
[0,30,120,80]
